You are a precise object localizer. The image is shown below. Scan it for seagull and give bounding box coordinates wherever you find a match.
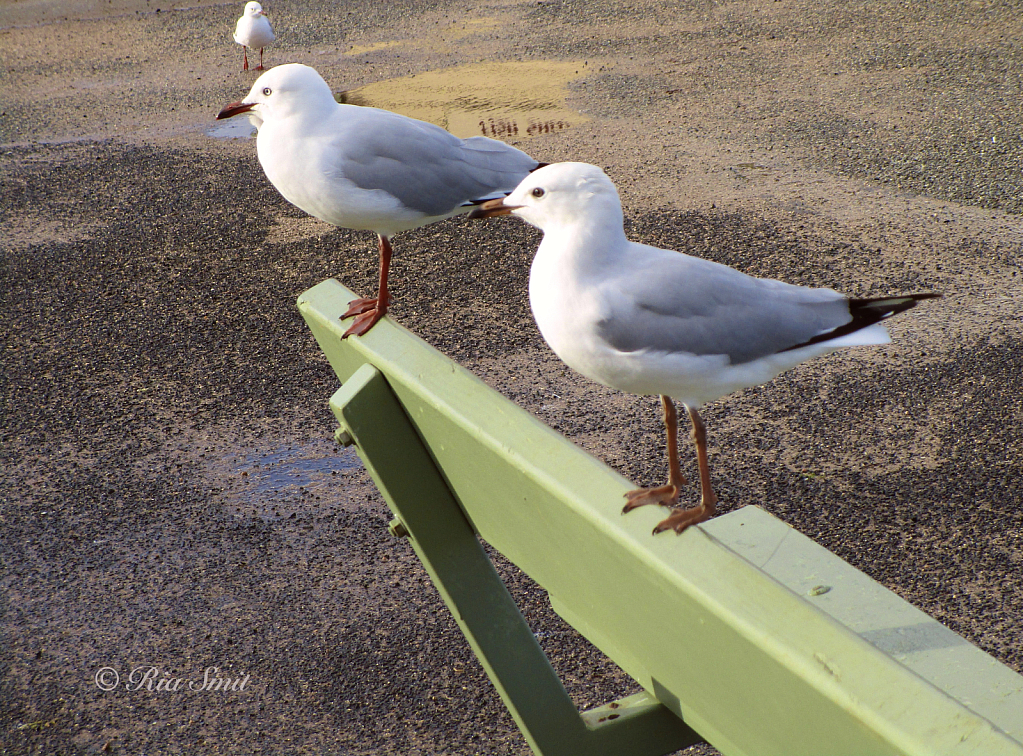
[233,1,275,72]
[470,162,939,535]
[216,63,544,337]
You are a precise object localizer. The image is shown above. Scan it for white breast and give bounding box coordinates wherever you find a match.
[255,118,426,234]
[234,15,274,48]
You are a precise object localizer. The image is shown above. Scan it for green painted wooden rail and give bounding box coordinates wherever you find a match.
[298,279,1023,756]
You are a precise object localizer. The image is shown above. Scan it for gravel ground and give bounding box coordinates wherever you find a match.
[2,0,1022,753]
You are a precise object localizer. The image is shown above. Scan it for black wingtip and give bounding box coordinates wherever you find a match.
[848,292,942,320]
[780,292,940,353]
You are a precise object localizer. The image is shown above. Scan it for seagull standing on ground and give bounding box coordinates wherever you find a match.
[233,2,275,72]
[217,63,544,337]
[471,162,938,535]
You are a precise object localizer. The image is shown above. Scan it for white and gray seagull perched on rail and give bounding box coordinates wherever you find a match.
[217,63,545,337]
[470,162,939,535]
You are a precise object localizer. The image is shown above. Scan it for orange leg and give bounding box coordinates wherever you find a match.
[652,406,717,534]
[622,398,717,535]
[341,234,392,338]
[242,47,249,71]
[256,48,266,71]
[623,396,687,511]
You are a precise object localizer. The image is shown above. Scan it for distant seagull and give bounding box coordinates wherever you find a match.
[471,162,939,535]
[233,1,275,72]
[216,63,544,337]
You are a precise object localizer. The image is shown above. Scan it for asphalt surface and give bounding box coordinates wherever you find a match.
[2,0,1022,753]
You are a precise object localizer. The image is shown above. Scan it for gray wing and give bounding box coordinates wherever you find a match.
[331,105,539,216]
[597,246,853,365]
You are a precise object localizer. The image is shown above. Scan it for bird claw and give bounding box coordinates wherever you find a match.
[341,297,379,318]
[341,308,384,339]
[342,294,394,320]
[622,483,681,513]
[624,479,713,535]
[651,502,713,535]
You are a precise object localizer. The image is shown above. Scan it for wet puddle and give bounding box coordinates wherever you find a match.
[337,60,590,139]
[217,438,362,521]
[208,116,256,139]
[208,59,589,141]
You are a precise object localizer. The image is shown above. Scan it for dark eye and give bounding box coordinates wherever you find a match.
[262,87,272,96]
[531,187,545,198]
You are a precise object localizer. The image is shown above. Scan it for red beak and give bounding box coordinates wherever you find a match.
[467,197,520,219]
[216,101,255,120]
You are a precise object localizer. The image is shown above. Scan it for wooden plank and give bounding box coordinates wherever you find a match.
[707,507,1023,743]
[329,364,702,756]
[299,278,1023,756]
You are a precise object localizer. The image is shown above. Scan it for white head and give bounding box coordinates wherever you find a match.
[216,64,336,126]
[472,162,622,232]
[244,1,264,16]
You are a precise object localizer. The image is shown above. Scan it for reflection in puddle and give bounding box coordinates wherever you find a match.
[337,60,589,139]
[220,440,361,521]
[240,448,352,494]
